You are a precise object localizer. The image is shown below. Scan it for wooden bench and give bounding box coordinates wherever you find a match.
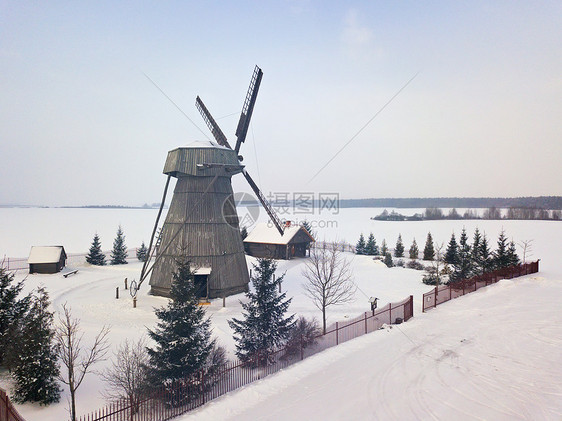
[63,269,78,278]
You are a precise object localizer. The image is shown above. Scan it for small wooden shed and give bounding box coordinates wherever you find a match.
[28,246,67,274]
[244,223,314,259]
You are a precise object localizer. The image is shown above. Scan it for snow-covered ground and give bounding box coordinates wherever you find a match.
[1,207,561,420]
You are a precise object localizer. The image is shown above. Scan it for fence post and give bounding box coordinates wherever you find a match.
[389,302,392,323]
[410,295,414,319]
[364,312,367,334]
[336,322,339,345]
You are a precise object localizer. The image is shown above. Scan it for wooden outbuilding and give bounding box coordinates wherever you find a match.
[28,246,67,274]
[244,223,314,260]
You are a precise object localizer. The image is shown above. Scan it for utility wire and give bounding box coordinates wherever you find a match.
[142,72,210,141]
[308,72,419,183]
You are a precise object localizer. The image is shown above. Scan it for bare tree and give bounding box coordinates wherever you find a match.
[518,239,533,263]
[302,242,356,334]
[100,338,149,414]
[55,303,110,421]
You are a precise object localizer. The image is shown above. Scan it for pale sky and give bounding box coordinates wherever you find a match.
[1,1,560,206]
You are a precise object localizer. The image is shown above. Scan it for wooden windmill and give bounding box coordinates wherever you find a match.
[139,66,285,299]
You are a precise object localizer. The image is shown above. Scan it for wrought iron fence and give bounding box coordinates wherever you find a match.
[78,295,414,421]
[0,388,25,421]
[422,260,540,312]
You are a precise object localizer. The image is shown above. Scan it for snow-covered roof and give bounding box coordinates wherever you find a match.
[244,223,312,245]
[184,140,229,150]
[28,246,66,264]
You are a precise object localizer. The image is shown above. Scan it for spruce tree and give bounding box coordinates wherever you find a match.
[355,234,366,255]
[453,227,473,281]
[471,228,482,267]
[394,234,404,257]
[380,239,388,257]
[136,241,148,262]
[365,233,378,255]
[507,240,521,267]
[423,232,435,261]
[493,230,510,269]
[86,233,106,266]
[444,233,459,266]
[0,267,30,367]
[409,238,419,259]
[110,226,128,265]
[12,287,61,405]
[383,252,394,268]
[228,259,295,365]
[479,234,493,274]
[301,220,315,239]
[146,259,214,388]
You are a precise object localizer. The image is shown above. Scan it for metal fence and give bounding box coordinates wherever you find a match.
[0,388,25,421]
[2,249,141,272]
[311,241,355,253]
[422,261,540,312]
[78,295,414,421]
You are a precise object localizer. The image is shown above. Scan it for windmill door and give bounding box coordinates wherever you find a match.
[194,274,208,298]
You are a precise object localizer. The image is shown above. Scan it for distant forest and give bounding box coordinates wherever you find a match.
[339,196,562,210]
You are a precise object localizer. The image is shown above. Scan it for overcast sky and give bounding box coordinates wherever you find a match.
[1,1,560,206]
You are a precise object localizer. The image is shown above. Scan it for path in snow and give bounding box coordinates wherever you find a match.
[180,275,562,421]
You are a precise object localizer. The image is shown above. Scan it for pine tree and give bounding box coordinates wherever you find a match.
[479,233,493,274]
[228,259,295,365]
[507,240,520,267]
[300,220,315,239]
[452,227,473,282]
[86,233,106,266]
[0,267,31,367]
[493,229,511,269]
[12,287,61,405]
[355,234,366,255]
[136,241,148,262]
[365,233,378,255]
[146,259,214,388]
[444,233,459,266]
[110,226,128,265]
[409,238,419,259]
[423,232,435,261]
[384,252,394,268]
[380,239,388,257]
[394,234,404,257]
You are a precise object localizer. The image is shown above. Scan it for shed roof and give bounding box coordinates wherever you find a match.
[244,223,314,245]
[28,246,66,264]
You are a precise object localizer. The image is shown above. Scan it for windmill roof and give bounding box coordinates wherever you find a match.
[244,223,313,245]
[28,246,66,264]
[184,140,230,150]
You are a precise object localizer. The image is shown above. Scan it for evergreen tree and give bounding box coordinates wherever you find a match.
[444,233,459,266]
[394,234,405,257]
[507,240,521,267]
[380,239,388,257]
[110,226,128,265]
[493,230,511,269]
[479,233,493,274]
[228,259,295,365]
[383,252,394,268]
[355,234,366,255]
[471,228,482,271]
[300,220,315,239]
[136,241,148,262]
[423,232,435,261]
[146,259,214,388]
[452,228,473,282]
[12,287,61,405]
[0,267,30,367]
[409,238,419,260]
[86,233,106,266]
[365,233,378,256]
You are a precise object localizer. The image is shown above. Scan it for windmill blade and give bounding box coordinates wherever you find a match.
[242,169,285,236]
[195,96,232,149]
[235,66,263,153]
